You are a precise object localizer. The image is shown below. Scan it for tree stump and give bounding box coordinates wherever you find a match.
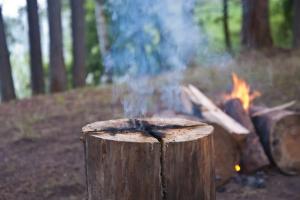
[82,118,215,200]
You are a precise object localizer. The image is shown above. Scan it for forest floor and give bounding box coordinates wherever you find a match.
[1,52,300,200]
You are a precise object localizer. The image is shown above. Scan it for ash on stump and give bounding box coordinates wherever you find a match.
[82,118,215,200]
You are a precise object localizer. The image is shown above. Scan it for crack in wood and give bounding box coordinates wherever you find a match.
[131,119,168,199]
[158,139,167,200]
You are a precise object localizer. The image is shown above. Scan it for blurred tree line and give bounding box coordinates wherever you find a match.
[0,0,299,102]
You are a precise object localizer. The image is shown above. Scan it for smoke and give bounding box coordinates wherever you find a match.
[105,0,203,117]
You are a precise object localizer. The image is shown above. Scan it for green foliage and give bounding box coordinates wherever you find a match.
[85,0,103,85]
[269,0,293,48]
[61,1,73,89]
[194,0,242,53]
[227,0,242,51]
[194,0,294,51]
[194,0,224,51]
[62,0,103,86]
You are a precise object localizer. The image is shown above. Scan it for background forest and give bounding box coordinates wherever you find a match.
[0,0,299,101]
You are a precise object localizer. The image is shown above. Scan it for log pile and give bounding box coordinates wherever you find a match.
[161,84,300,187]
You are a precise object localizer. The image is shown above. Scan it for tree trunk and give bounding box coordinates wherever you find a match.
[251,106,300,175]
[241,0,273,49]
[82,118,215,200]
[0,6,16,102]
[95,0,112,83]
[293,0,300,48]
[70,0,86,87]
[223,0,232,52]
[95,0,109,60]
[27,0,45,95]
[47,0,67,92]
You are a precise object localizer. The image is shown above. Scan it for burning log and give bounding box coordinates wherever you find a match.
[251,106,300,175]
[82,118,215,200]
[221,73,270,172]
[223,99,270,172]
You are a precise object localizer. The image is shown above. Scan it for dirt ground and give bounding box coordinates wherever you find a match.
[1,54,300,199]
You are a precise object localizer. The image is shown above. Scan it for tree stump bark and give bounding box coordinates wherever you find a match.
[251,107,300,175]
[82,118,215,200]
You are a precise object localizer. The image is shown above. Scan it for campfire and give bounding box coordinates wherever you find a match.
[224,72,261,111]
[178,73,300,186]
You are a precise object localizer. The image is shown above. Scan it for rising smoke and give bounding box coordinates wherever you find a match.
[104,0,204,117]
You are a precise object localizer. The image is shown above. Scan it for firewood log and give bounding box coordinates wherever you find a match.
[181,85,249,149]
[181,85,249,136]
[82,118,215,200]
[251,106,300,175]
[224,99,270,172]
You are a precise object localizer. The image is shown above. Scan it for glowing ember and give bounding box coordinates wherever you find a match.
[225,73,261,111]
[235,164,241,172]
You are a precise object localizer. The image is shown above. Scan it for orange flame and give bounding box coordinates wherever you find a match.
[225,73,261,111]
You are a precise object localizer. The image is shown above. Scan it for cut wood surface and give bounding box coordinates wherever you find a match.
[224,99,270,172]
[252,106,300,175]
[82,118,215,200]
